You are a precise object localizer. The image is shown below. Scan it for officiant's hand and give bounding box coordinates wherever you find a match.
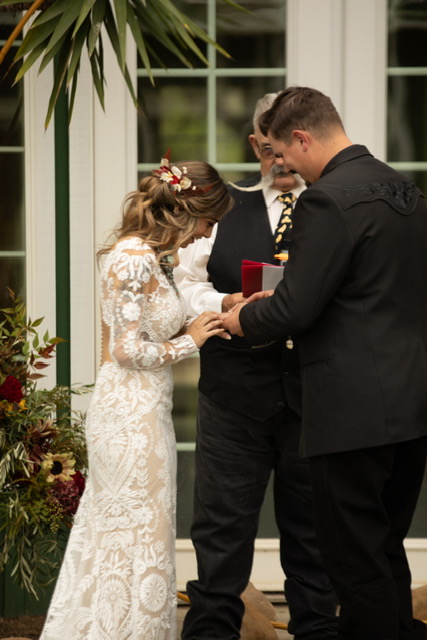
[220,303,245,336]
[221,292,246,312]
[186,311,231,348]
[245,289,274,303]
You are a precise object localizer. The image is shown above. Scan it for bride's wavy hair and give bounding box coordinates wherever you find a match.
[98,161,233,265]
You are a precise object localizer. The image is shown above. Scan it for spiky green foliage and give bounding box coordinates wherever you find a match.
[1,0,245,128]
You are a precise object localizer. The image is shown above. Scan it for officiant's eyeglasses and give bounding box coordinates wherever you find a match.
[258,145,275,159]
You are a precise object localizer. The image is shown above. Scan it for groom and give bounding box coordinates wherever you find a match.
[222,86,427,640]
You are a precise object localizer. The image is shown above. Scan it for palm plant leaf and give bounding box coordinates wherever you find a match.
[67,17,90,84]
[1,0,246,127]
[126,7,153,85]
[88,0,107,56]
[112,0,127,71]
[67,58,80,123]
[72,0,97,36]
[44,31,73,127]
[88,45,105,111]
[43,1,83,56]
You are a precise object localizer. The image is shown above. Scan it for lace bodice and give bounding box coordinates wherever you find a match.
[100,237,198,368]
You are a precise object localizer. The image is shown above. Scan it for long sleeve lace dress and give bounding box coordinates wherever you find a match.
[39,237,199,640]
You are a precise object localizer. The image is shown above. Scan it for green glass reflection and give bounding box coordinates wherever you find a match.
[177,451,195,538]
[173,358,199,444]
[388,0,427,67]
[0,258,25,308]
[216,78,285,164]
[137,78,207,165]
[409,471,427,537]
[388,169,427,197]
[216,0,286,69]
[387,77,427,163]
[0,19,24,146]
[176,454,279,539]
[0,152,25,252]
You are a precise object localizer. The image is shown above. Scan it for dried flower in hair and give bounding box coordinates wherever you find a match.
[154,154,196,193]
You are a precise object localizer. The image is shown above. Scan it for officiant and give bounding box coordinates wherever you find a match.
[175,92,338,640]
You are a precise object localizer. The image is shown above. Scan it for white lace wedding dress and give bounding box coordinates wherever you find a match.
[40,237,198,640]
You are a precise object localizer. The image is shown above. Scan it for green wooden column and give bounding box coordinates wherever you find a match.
[54,73,70,387]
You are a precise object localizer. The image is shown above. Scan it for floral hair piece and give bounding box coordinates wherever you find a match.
[153,149,212,197]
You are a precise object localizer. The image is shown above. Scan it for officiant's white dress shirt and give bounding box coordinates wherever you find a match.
[175,185,304,319]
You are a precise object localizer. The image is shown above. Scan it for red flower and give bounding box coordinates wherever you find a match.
[49,479,80,516]
[0,375,23,403]
[72,470,85,495]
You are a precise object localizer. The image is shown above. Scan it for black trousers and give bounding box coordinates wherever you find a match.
[182,392,338,640]
[310,437,427,640]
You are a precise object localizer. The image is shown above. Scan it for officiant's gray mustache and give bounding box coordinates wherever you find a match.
[228,164,305,192]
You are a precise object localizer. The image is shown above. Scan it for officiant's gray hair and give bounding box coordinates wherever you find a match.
[253,92,280,130]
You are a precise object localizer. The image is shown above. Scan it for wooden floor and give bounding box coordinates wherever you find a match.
[176,594,292,639]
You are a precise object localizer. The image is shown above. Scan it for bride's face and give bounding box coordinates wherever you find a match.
[180,218,217,248]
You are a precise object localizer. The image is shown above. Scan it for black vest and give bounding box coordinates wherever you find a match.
[199,179,301,420]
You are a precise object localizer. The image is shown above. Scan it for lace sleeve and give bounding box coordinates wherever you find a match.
[106,245,198,369]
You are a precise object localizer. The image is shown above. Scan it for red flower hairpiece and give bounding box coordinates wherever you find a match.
[153,150,213,197]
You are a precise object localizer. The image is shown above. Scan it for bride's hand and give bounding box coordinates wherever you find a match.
[185,311,231,348]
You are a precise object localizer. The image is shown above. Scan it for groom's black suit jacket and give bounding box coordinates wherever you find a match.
[199,176,302,421]
[240,145,427,456]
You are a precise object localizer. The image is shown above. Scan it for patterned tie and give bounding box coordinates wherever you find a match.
[274,192,296,253]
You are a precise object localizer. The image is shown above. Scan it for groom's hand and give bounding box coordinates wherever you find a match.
[220,303,245,337]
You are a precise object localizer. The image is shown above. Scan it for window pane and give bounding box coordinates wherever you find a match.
[177,451,195,538]
[0,152,25,251]
[0,258,25,308]
[216,77,285,164]
[387,77,427,162]
[0,20,24,146]
[392,170,427,199]
[388,0,427,67]
[216,0,285,69]
[388,1,427,538]
[409,472,427,536]
[137,78,207,167]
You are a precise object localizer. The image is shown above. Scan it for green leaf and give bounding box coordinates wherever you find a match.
[43,1,83,58]
[14,16,58,63]
[88,0,107,57]
[112,0,127,72]
[72,0,97,37]
[30,317,44,328]
[134,3,194,68]
[44,39,72,129]
[103,2,137,104]
[67,63,80,124]
[38,31,69,76]
[126,6,153,85]
[27,0,70,27]
[88,48,105,111]
[67,17,90,85]
[14,41,48,83]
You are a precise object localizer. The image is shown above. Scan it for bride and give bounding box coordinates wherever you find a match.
[39,156,233,640]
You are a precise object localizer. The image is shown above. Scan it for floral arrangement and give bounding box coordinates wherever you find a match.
[154,151,196,193]
[0,289,89,598]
